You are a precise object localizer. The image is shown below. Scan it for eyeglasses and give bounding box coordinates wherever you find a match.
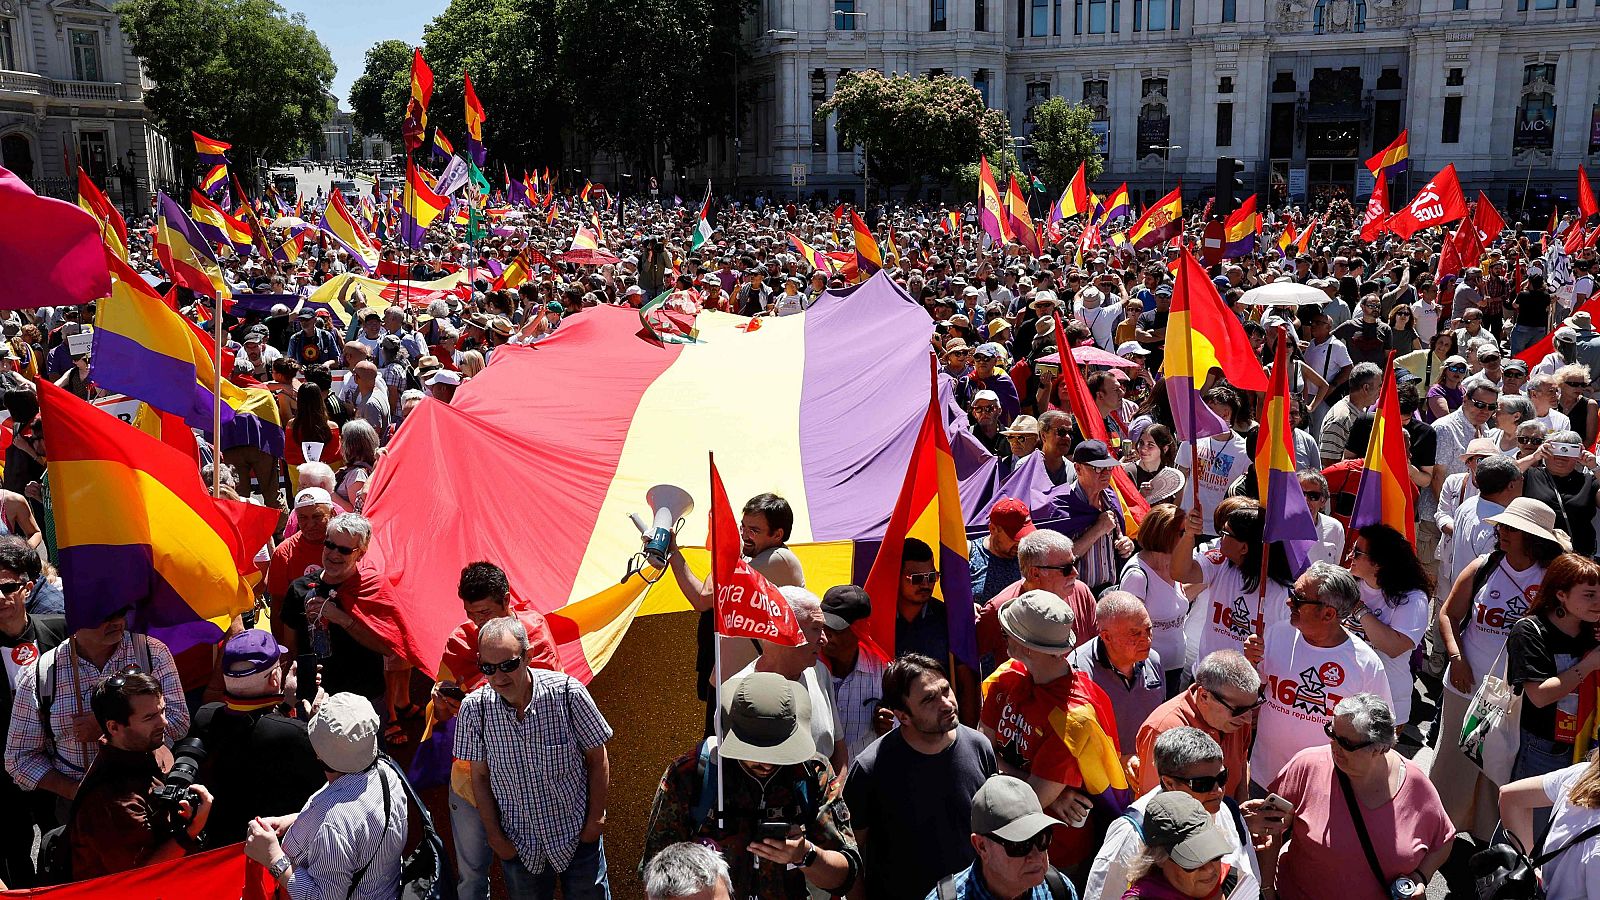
[1211,685,1266,717]
[1394,312,1412,318]
[1168,768,1230,794]
[1035,559,1078,575]
[1445,365,1468,373]
[1325,720,1377,752]
[1217,527,1238,539]
[986,829,1053,857]
[1288,588,1326,610]
[1303,491,1325,501]
[1567,381,1592,389]
[323,539,360,556]
[972,405,999,413]
[104,664,145,692]
[0,580,28,596]
[1350,546,1368,560]
[1052,428,1073,439]
[1518,436,1544,447]
[477,658,522,676]
[1467,398,1496,411]
[904,571,940,586]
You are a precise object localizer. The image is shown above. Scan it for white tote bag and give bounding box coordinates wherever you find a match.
[1459,644,1522,785]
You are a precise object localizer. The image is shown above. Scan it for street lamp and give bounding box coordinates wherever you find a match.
[1153,143,1182,195]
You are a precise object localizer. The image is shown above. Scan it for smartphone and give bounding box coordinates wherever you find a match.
[756,820,794,841]
[438,683,467,701]
[1265,792,1294,813]
[1036,362,1061,378]
[296,654,319,700]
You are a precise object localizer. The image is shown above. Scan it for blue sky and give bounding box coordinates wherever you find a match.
[282,0,435,108]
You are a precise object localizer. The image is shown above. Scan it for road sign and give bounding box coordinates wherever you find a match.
[791,164,807,187]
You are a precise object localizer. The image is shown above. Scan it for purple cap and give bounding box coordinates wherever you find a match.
[222,629,288,678]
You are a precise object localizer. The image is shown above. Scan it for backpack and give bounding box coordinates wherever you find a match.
[936,867,1073,900]
[349,754,457,900]
[685,737,817,836]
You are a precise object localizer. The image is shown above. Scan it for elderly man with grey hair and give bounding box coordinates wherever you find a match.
[644,842,731,900]
[455,616,614,899]
[733,585,848,776]
[1067,591,1165,748]
[1086,726,1262,900]
[1135,650,1262,801]
[281,512,400,705]
[1249,561,1392,794]
[976,529,1098,677]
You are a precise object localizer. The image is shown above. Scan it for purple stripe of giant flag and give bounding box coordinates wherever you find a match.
[798,273,942,541]
[1166,375,1232,442]
[90,328,220,429]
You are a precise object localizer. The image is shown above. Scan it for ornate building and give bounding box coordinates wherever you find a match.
[703,0,1600,213]
[0,0,173,215]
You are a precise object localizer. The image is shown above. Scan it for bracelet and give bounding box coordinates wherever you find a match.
[1448,652,1462,661]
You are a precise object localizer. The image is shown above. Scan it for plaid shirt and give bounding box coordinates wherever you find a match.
[4,633,188,790]
[282,762,407,900]
[830,652,887,761]
[454,669,612,873]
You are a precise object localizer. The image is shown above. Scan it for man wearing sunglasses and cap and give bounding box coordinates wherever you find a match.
[926,774,1073,899]
[641,671,860,900]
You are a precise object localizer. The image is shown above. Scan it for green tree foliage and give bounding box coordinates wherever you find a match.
[348,39,413,148]
[1028,97,1105,190]
[819,71,1011,194]
[117,0,334,185]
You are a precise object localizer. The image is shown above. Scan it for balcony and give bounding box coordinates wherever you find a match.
[0,70,128,102]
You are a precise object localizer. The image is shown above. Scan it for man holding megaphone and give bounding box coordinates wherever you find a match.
[662,492,807,737]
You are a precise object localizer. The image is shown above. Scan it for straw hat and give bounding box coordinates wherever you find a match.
[1484,497,1572,553]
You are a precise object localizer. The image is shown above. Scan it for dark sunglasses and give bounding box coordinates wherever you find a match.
[904,571,941,586]
[1325,720,1377,752]
[1445,365,1468,373]
[1303,491,1325,501]
[986,829,1053,857]
[1288,588,1326,610]
[1168,768,1230,794]
[1211,685,1266,717]
[0,580,28,595]
[1052,428,1073,438]
[1567,381,1592,389]
[1035,559,1078,575]
[1467,398,1496,411]
[477,658,522,676]
[105,664,145,692]
[323,539,359,556]
[1518,436,1544,446]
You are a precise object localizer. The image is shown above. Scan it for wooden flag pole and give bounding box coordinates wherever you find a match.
[211,289,225,499]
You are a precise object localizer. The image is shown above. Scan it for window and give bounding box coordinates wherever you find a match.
[1089,0,1106,31]
[834,0,857,30]
[1452,0,1467,8]
[1026,81,1052,132]
[0,18,14,71]
[1018,0,1026,34]
[811,70,827,153]
[1112,0,1121,30]
[1083,79,1109,120]
[1137,0,1168,29]
[976,0,988,30]
[975,69,991,104]
[1313,0,1365,29]
[1376,67,1402,90]
[1217,102,1234,146]
[1517,63,1558,151]
[1219,76,1234,93]
[1171,0,1180,27]
[77,131,108,180]
[69,29,101,82]
[1032,0,1049,33]
[932,0,949,29]
[1222,0,1236,20]
[1447,67,1464,86]
[1272,71,1296,92]
[1442,96,1462,143]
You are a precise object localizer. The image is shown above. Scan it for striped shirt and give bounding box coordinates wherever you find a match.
[282,762,407,900]
[454,669,612,873]
[4,633,188,790]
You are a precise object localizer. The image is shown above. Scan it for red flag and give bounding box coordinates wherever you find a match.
[0,843,274,900]
[1436,222,1482,283]
[1051,310,1151,533]
[708,454,803,646]
[1473,192,1507,246]
[0,165,112,310]
[1581,166,1599,220]
[1386,164,1469,239]
[1567,218,1591,255]
[1360,171,1389,242]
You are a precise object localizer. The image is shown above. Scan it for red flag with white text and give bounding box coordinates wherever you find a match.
[1360,171,1389,242]
[709,454,803,646]
[1386,164,1469,240]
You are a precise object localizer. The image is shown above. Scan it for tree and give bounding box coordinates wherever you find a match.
[1028,97,1105,191]
[118,0,334,185]
[819,71,1010,196]
[348,39,413,148]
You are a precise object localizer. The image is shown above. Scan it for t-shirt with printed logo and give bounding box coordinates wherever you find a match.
[1186,548,1291,677]
[1249,621,1391,788]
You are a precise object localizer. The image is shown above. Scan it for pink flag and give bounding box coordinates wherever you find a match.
[0,165,111,309]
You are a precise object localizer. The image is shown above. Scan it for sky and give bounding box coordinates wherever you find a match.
[282,0,436,108]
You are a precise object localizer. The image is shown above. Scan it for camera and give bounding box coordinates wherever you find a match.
[149,736,206,816]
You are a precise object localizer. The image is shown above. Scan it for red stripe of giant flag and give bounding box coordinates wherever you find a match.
[1516,291,1600,368]
[0,843,274,900]
[0,164,112,310]
[710,453,803,646]
[1349,356,1416,542]
[1051,309,1151,536]
[862,361,977,670]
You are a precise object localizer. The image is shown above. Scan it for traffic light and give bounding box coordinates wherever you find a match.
[1215,157,1246,218]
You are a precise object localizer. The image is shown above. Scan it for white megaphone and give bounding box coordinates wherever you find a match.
[627,484,695,582]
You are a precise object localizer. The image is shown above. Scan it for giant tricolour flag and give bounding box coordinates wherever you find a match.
[1349,358,1416,542]
[1163,248,1268,440]
[361,273,952,681]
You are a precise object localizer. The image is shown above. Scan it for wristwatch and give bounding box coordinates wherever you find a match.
[798,843,819,869]
[269,856,292,880]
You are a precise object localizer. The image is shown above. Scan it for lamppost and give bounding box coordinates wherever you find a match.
[833,10,869,203]
[1153,143,1182,195]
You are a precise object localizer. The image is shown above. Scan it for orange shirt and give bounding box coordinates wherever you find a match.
[1132,684,1253,799]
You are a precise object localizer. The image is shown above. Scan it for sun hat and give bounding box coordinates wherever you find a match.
[1001,415,1040,436]
[717,672,816,766]
[308,692,381,774]
[1485,497,1573,552]
[998,590,1077,654]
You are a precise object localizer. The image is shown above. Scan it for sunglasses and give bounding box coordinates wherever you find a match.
[1518,436,1544,446]
[1211,685,1266,717]
[0,580,28,596]
[1567,381,1592,388]
[1035,560,1078,575]
[477,658,522,676]
[986,829,1053,857]
[1168,768,1230,794]
[1303,491,1325,501]
[1288,588,1325,610]
[1467,398,1496,411]
[904,571,941,586]
[1325,720,1377,752]
[1445,365,1468,373]
[104,664,146,692]
[1052,428,1073,438]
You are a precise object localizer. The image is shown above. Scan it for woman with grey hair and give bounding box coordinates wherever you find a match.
[335,419,380,512]
[644,842,732,900]
[1262,693,1453,900]
[1492,393,1537,455]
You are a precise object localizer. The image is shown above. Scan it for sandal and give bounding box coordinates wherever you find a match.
[383,720,412,746]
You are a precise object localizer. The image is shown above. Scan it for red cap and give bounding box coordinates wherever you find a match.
[989,498,1036,540]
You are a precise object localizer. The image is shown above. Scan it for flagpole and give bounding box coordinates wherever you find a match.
[211,289,224,498]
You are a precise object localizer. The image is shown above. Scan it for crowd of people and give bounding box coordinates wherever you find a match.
[4,177,1600,900]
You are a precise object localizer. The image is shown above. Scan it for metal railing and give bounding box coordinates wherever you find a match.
[0,70,127,101]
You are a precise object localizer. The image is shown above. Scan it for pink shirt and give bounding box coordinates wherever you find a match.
[1270,746,1454,900]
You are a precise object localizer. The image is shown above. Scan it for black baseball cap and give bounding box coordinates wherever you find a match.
[821,585,871,631]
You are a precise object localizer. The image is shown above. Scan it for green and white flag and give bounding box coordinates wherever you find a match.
[690,181,714,251]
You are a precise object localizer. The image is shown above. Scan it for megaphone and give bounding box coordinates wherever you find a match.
[626,484,695,582]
